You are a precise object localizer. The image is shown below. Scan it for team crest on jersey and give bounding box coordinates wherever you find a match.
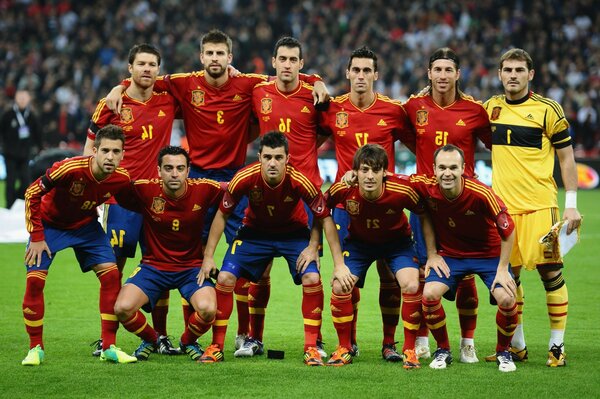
[345,199,360,215]
[335,112,349,129]
[261,98,273,114]
[120,107,133,124]
[191,90,205,106]
[490,106,502,121]
[151,197,166,214]
[69,181,86,196]
[416,110,428,126]
[249,188,263,203]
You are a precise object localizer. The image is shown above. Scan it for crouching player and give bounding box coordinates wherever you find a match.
[199,132,347,366]
[22,125,136,365]
[325,144,422,367]
[113,146,223,361]
[412,144,518,372]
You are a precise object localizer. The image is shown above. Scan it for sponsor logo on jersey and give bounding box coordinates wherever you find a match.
[69,181,85,196]
[284,196,294,202]
[120,107,134,124]
[465,210,475,215]
[416,109,428,126]
[151,197,166,214]
[301,106,311,113]
[377,119,387,126]
[346,199,360,215]
[192,204,202,211]
[158,110,166,117]
[104,192,112,198]
[386,209,396,214]
[261,97,273,114]
[335,112,349,128]
[526,113,534,119]
[233,94,242,101]
[249,188,263,203]
[456,119,466,126]
[491,106,502,121]
[191,90,205,106]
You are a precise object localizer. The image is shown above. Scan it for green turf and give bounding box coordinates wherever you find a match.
[0,189,598,398]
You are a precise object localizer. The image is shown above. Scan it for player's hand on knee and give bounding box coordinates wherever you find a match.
[198,258,217,285]
[425,254,449,278]
[491,269,516,298]
[332,265,354,293]
[25,240,51,267]
[297,245,319,273]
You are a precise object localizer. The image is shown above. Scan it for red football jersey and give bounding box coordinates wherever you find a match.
[88,92,177,180]
[220,162,329,234]
[409,174,514,257]
[25,156,130,241]
[320,93,411,181]
[116,178,223,271]
[325,175,422,243]
[252,81,322,186]
[402,94,492,176]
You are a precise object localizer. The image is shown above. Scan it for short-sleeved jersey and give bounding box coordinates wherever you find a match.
[409,174,514,258]
[116,178,223,271]
[484,92,571,214]
[252,80,322,186]
[320,93,411,181]
[325,174,421,243]
[88,92,177,180]
[24,156,130,241]
[403,94,492,176]
[221,162,329,234]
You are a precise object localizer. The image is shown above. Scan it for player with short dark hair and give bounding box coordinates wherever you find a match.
[319,46,413,362]
[483,48,581,367]
[402,47,493,362]
[410,144,518,372]
[84,43,182,357]
[113,146,223,362]
[325,144,422,368]
[199,132,347,366]
[22,125,137,366]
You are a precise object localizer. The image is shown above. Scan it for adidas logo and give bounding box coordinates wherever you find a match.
[233,94,242,101]
[330,305,341,312]
[158,110,166,117]
[312,307,322,314]
[284,196,294,202]
[301,106,311,113]
[248,294,255,301]
[465,210,475,216]
[526,113,534,119]
[243,282,251,288]
[409,311,420,318]
[104,192,112,198]
[386,209,396,215]
[192,204,202,211]
[23,307,36,315]
[377,119,387,126]
[456,119,466,126]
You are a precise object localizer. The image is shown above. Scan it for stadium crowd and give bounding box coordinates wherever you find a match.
[0,0,598,156]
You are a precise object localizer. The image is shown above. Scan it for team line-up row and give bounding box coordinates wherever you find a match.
[20,30,581,372]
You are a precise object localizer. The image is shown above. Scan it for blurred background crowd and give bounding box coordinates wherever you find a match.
[0,0,598,156]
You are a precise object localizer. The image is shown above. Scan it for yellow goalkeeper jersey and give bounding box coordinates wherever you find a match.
[484,92,571,214]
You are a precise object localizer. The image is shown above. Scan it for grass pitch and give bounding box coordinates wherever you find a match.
[0,189,598,398]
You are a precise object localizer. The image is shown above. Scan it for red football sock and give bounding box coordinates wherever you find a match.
[456,275,478,339]
[234,277,250,336]
[151,291,169,337]
[302,281,323,350]
[496,303,518,352]
[401,292,422,351]
[248,277,270,342]
[331,292,353,350]
[96,265,121,349]
[23,271,47,349]
[416,278,429,338]
[181,297,194,329]
[422,298,450,349]
[350,286,360,345]
[379,280,401,346]
[181,312,214,345]
[122,310,158,343]
[212,282,234,349]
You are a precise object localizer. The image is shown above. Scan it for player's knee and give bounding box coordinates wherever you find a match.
[114,299,136,321]
[301,272,320,285]
[195,301,217,321]
[494,291,516,308]
[400,279,419,294]
[422,285,441,302]
[331,280,347,296]
[217,271,237,286]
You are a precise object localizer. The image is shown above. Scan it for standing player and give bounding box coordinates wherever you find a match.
[402,48,493,362]
[105,30,328,349]
[198,132,348,366]
[21,125,137,365]
[113,146,223,361]
[319,46,413,362]
[246,36,328,358]
[412,144,518,372]
[84,43,181,356]
[325,144,422,368]
[483,48,581,367]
